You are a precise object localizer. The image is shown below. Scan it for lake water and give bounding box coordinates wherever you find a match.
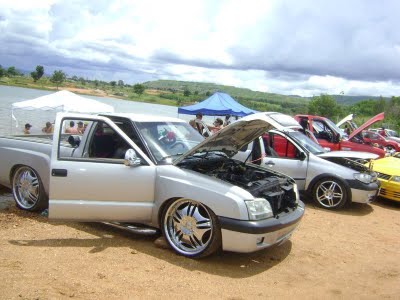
[0,85,199,135]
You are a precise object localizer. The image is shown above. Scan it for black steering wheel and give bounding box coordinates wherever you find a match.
[169,141,186,151]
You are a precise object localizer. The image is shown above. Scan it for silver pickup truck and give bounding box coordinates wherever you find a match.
[0,112,304,258]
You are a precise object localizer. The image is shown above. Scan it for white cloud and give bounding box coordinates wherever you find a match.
[0,0,400,97]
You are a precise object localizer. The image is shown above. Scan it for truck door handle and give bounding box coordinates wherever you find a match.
[265,161,275,167]
[52,169,68,177]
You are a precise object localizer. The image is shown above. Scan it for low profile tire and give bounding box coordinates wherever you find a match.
[311,177,348,209]
[12,166,47,212]
[162,198,221,258]
[386,145,394,151]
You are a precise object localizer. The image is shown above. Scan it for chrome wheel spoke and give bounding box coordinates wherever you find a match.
[164,199,214,255]
[13,167,42,209]
[319,184,328,192]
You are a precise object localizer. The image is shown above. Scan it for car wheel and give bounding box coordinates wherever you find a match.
[12,166,47,212]
[162,198,221,258]
[312,177,348,209]
[385,145,394,151]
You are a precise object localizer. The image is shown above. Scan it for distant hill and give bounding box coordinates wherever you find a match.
[331,95,390,105]
[142,80,311,114]
[143,79,387,103]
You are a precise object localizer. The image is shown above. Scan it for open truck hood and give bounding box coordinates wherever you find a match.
[174,112,301,164]
[348,112,384,140]
[336,114,354,128]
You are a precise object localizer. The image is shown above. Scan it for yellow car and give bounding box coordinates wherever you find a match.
[370,152,400,201]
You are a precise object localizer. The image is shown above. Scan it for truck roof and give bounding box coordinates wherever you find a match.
[100,113,185,123]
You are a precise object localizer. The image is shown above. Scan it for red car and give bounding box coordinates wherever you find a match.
[362,130,400,152]
[294,113,386,158]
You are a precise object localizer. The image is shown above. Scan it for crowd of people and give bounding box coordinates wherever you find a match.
[22,120,87,135]
[188,113,238,137]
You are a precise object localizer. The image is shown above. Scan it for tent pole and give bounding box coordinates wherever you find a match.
[10,108,12,135]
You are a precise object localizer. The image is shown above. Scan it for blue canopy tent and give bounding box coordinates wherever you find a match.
[178,92,257,117]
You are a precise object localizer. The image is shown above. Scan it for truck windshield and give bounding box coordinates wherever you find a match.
[288,131,327,155]
[135,121,204,164]
[325,118,345,139]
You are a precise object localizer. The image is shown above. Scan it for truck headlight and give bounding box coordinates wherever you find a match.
[245,198,273,220]
[293,183,300,202]
[391,176,400,182]
[354,173,373,184]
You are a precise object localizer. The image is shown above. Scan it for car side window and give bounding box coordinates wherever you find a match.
[58,118,145,164]
[270,133,300,159]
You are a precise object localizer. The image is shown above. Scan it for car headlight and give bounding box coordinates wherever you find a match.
[245,198,273,220]
[354,173,373,184]
[391,176,400,182]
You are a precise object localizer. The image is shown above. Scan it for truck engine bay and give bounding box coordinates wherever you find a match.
[178,153,298,216]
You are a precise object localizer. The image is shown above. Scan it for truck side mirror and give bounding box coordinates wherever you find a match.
[124,149,142,167]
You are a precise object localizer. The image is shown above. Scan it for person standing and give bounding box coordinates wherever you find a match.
[65,121,79,134]
[42,122,53,134]
[23,123,32,134]
[189,113,204,135]
[210,118,223,134]
[223,115,231,127]
[77,121,84,134]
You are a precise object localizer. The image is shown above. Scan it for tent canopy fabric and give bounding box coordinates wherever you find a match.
[178,92,257,117]
[12,90,114,113]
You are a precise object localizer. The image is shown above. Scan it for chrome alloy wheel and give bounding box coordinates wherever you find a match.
[315,180,344,208]
[12,166,41,210]
[163,199,213,256]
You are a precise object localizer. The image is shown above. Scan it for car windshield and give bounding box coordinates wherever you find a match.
[288,131,327,155]
[324,118,345,138]
[387,130,399,137]
[135,121,204,164]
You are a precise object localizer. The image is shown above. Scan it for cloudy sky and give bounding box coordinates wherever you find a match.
[1,0,400,97]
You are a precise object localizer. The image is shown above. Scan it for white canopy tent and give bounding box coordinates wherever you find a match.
[11,90,114,134]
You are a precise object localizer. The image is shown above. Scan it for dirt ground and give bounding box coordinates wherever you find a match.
[0,186,399,300]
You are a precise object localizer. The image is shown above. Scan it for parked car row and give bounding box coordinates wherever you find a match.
[0,110,396,259]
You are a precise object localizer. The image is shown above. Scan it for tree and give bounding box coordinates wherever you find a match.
[6,66,18,77]
[110,81,116,88]
[118,80,124,87]
[205,91,211,97]
[183,89,191,97]
[0,65,5,77]
[308,94,339,118]
[30,65,44,82]
[133,84,145,96]
[50,70,66,90]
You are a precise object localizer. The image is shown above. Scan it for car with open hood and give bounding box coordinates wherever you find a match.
[0,112,304,258]
[234,113,380,209]
[337,114,400,153]
[295,113,386,157]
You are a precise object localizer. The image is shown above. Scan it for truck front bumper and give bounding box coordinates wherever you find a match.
[218,201,305,253]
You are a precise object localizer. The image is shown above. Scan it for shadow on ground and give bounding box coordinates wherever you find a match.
[2,190,292,278]
[371,196,400,210]
[300,194,374,216]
